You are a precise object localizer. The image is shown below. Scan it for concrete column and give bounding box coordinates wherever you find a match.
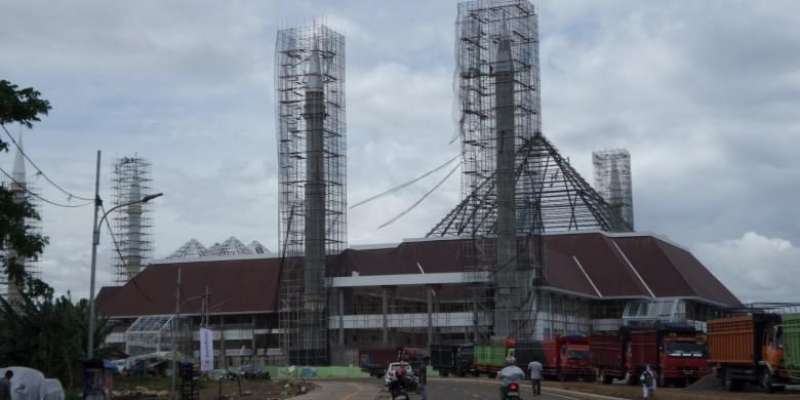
[382,287,389,344]
[494,33,517,339]
[338,288,345,346]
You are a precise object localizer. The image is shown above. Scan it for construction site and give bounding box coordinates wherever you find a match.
[91,0,751,373]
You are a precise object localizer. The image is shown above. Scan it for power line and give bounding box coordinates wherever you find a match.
[0,165,92,208]
[1,123,94,202]
[378,161,461,229]
[351,153,461,209]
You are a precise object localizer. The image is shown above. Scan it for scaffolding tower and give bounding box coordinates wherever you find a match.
[593,149,634,230]
[111,156,153,284]
[435,0,629,343]
[275,23,346,365]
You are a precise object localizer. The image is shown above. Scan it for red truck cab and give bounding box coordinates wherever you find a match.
[657,334,710,386]
[543,336,594,381]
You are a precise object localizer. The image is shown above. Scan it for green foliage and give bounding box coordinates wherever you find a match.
[0,293,112,389]
[0,79,51,298]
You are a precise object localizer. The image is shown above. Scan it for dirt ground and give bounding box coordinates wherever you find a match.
[544,380,800,400]
[113,376,315,400]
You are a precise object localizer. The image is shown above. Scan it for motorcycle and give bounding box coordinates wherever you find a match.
[504,382,521,399]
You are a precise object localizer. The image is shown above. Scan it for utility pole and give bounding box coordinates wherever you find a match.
[171,267,182,400]
[87,150,102,359]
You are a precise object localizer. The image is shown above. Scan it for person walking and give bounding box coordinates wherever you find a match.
[639,365,656,400]
[528,359,543,396]
[418,356,429,400]
[0,370,13,400]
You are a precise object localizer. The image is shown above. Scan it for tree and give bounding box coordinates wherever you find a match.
[0,79,52,298]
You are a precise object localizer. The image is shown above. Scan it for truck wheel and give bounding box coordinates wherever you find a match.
[558,373,566,382]
[488,372,497,379]
[441,371,449,377]
[472,370,480,377]
[601,372,613,385]
[724,376,742,392]
[761,370,775,393]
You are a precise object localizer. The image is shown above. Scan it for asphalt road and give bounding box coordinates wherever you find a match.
[296,378,594,400]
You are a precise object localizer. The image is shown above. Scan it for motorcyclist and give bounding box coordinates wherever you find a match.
[388,365,410,399]
[498,356,525,400]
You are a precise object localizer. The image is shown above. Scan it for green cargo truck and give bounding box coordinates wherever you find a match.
[474,345,513,378]
[784,314,800,382]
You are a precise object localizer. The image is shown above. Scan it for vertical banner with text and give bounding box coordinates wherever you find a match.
[199,328,214,372]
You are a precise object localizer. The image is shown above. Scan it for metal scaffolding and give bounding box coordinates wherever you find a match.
[593,149,634,230]
[275,23,346,365]
[433,0,629,343]
[112,156,153,284]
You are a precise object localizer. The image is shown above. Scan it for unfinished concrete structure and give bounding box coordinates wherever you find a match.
[593,149,634,229]
[275,23,346,365]
[430,0,630,343]
[112,156,153,284]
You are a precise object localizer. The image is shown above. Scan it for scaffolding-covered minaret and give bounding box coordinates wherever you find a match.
[2,132,38,304]
[275,23,346,365]
[593,149,634,230]
[111,156,153,284]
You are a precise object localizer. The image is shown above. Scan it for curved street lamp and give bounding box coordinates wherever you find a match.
[86,175,163,359]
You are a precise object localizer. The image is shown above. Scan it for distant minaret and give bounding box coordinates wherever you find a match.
[5,132,29,304]
[593,149,634,230]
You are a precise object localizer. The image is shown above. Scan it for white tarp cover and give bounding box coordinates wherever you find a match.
[42,379,63,400]
[0,367,46,400]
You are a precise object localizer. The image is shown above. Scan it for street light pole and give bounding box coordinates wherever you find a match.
[86,161,163,359]
[87,150,102,360]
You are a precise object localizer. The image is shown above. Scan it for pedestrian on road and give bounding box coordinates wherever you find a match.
[418,356,429,400]
[0,370,13,400]
[527,359,543,396]
[639,365,656,400]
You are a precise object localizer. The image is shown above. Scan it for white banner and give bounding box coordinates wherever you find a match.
[199,328,214,372]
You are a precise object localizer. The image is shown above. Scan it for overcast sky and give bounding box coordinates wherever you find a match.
[1,0,798,303]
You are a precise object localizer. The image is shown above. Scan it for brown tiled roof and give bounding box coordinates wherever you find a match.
[98,257,282,317]
[97,232,740,318]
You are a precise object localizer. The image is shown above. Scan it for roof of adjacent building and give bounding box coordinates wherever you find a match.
[97,231,740,318]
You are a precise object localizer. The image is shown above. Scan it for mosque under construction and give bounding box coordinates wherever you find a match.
[96,0,740,368]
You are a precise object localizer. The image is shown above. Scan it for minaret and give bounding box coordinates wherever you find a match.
[494,30,516,339]
[6,132,28,304]
[303,41,326,321]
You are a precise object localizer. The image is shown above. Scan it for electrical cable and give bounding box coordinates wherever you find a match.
[377,161,461,229]
[1,123,94,201]
[351,153,461,209]
[0,166,92,208]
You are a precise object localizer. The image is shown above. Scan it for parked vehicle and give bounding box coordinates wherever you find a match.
[430,344,476,377]
[359,348,401,378]
[591,325,709,387]
[473,342,514,378]
[708,313,800,392]
[542,336,594,381]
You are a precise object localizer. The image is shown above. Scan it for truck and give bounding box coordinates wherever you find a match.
[708,313,800,392]
[429,344,476,377]
[473,343,512,378]
[542,336,594,381]
[359,348,400,378]
[590,325,709,387]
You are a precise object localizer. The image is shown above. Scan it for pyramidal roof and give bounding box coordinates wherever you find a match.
[167,239,207,259]
[247,240,272,255]
[207,237,251,257]
[428,134,630,238]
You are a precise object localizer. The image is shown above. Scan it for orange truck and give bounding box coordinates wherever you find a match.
[708,314,799,392]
